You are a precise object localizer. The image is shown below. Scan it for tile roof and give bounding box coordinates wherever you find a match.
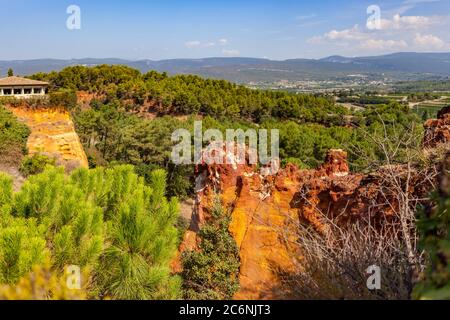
[0,76,49,86]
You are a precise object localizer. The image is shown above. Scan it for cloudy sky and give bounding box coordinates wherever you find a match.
[0,0,449,60]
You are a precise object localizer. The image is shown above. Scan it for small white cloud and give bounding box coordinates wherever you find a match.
[326,25,366,41]
[414,33,445,48]
[360,39,408,50]
[222,49,240,56]
[185,41,201,49]
[380,14,437,30]
[186,39,231,49]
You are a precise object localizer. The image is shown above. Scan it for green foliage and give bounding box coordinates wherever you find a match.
[407,92,440,103]
[31,65,142,92]
[346,103,424,171]
[48,89,77,109]
[93,168,181,299]
[38,65,424,192]
[19,154,56,177]
[32,65,347,124]
[182,199,240,300]
[414,156,450,300]
[73,105,194,199]
[338,95,392,105]
[0,221,46,284]
[7,69,13,77]
[0,174,13,221]
[0,165,181,299]
[0,106,30,164]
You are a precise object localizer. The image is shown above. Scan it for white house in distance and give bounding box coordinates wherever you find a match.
[0,76,49,98]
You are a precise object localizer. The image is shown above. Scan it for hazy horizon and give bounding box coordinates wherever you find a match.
[1,51,450,63]
[1,0,450,61]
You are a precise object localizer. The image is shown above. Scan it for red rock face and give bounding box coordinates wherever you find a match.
[178,111,448,300]
[424,106,450,148]
[179,149,436,299]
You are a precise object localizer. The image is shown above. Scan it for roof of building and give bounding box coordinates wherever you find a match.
[0,76,49,87]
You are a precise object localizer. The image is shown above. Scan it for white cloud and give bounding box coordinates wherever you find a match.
[185,41,201,49]
[185,38,231,49]
[307,12,450,55]
[380,14,438,30]
[414,33,445,48]
[360,39,408,50]
[222,49,240,56]
[308,25,367,44]
[324,25,366,41]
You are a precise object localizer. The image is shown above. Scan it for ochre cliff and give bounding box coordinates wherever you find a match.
[179,107,450,300]
[185,149,364,299]
[6,107,89,170]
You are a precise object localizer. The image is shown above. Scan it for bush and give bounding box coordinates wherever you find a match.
[0,106,30,165]
[19,154,56,177]
[413,153,450,300]
[49,89,77,109]
[0,165,181,299]
[276,220,415,300]
[182,198,240,300]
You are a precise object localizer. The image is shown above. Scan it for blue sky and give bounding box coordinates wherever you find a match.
[1,0,449,60]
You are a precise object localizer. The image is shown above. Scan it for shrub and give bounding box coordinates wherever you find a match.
[413,153,450,300]
[19,154,56,177]
[182,198,240,300]
[276,220,415,300]
[49,89,77,109]
[0,165,181,299]
[0,106,30,165]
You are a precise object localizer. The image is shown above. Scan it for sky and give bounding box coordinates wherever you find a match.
[1,0,450,60]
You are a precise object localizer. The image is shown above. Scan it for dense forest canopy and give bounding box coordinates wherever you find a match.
[31,65,347,124]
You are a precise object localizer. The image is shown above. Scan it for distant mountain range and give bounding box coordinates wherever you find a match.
[1,52,450,83]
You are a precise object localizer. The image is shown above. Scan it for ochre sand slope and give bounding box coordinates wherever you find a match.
[7,107,88,169]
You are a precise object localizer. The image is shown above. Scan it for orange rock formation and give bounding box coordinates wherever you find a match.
[6,107,88,169]
[179,109,450,299]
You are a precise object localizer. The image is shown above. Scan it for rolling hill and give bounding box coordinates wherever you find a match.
[1,52,450,83]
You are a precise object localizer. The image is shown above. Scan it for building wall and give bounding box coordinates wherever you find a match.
[0,86,46,98]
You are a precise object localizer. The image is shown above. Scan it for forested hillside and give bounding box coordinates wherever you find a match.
[31,65,347,123]
[0,65,447,300]
[30,65,423,199]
